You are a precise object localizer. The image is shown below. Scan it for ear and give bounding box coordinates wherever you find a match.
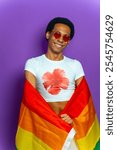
[46,32,50,40]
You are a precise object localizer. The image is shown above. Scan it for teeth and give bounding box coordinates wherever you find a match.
[54,43,62,48]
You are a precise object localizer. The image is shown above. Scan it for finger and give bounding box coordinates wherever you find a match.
[63,118,73,124]
[60,114,67,118]
[63,116,70,120]
[61,116,72,122]
[61,114,71,121]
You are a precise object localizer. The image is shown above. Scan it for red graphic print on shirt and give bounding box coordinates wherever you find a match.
[42,69,69,95]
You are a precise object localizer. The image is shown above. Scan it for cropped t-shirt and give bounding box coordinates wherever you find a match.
[24,54,85,102]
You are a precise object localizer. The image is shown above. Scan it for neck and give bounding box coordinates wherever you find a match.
[45,51,64,61]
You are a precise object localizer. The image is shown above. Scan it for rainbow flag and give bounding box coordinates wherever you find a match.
[15,77,100,150]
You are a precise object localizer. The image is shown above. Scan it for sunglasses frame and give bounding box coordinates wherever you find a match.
[53,31,70,42]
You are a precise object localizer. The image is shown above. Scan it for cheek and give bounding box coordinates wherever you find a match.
[48,37,54,45]
[63,42,69,47]
[48,37,58,46]
[49,35,56,42]
[48,39,56,49]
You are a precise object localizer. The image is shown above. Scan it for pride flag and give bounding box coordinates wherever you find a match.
[15,77,100,150]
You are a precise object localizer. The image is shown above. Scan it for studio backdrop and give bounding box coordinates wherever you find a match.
[0,0,100,150]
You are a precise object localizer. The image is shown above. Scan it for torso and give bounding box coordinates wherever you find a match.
[24,54,85,113]
[48,101,68,115]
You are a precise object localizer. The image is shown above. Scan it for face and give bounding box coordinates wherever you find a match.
[46,23,71,54]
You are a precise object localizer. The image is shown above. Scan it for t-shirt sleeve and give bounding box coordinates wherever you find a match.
[74,59,85,80]
[24,58,36,76]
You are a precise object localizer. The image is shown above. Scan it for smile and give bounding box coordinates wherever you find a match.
[54,43,63,48]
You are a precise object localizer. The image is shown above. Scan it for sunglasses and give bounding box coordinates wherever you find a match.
[53,31,70,42]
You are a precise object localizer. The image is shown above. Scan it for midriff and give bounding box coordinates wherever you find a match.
[48,101,68,115]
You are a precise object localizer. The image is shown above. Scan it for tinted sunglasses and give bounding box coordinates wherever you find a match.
[53,31,70,42]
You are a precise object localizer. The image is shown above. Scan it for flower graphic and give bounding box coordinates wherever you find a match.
[42,69,69,95]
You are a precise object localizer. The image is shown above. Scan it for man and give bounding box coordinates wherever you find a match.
[25,17,84,149]
[25,17,84,125]
[16,17,100,150]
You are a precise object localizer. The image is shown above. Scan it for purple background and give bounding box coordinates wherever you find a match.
[0,0,100,150]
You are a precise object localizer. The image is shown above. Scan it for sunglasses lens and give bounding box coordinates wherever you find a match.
[54,31,70,42]
[54,32,61,39]
[63,35,70,42]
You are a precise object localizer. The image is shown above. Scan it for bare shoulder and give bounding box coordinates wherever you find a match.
[24,70,36,88]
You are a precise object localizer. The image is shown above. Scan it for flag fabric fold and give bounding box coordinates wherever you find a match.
[15,77,100,150]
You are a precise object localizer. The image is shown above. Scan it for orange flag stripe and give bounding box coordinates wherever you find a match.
[73,96,96,139]
[18,102,68,150]
[75,115,100,150]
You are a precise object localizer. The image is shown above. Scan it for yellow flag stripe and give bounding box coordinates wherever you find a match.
[16,127,52,150]
[76,115,100,150]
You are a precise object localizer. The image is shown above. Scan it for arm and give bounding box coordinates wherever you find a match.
[24,70,37,88]
[75,76,84,87]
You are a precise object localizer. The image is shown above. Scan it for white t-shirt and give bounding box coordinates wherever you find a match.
[24,54,85,102]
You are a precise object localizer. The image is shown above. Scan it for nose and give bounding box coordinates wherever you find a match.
[57,35,64,43]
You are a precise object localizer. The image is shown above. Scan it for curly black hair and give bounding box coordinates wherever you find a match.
[45,17,75,39]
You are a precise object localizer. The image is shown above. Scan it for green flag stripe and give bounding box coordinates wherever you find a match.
[94,140,100,150]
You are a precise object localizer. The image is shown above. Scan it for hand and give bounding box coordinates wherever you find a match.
[60,114,73,125]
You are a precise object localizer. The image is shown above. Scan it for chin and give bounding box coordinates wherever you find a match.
[53,46,65,53]
[51,48,64,54]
